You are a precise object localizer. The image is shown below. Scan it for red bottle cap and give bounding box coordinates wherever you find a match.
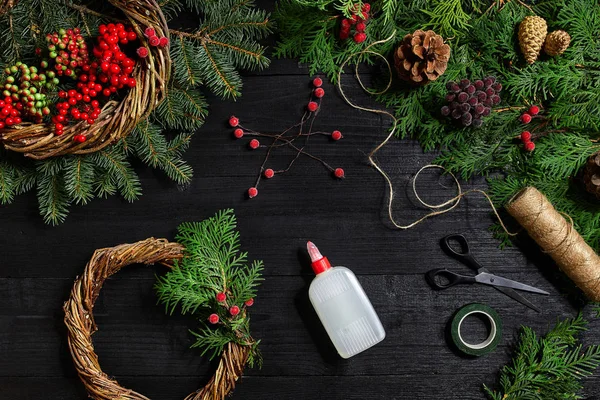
[307,241,331,274]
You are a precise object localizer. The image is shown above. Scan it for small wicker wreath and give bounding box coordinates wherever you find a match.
[63,238,252,400]
[0,0,171,160]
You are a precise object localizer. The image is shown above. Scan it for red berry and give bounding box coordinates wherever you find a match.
[520,131,531,142]
[158,37,169,47]
[74,135,86,143]
[229,116,239,127]
[520,113,532,124]
[331,130,342,140]
[233,128,244,139]
[349,14,358,24]
[362,3,371,12]
[524,141,535,152]
[149,35,160,47]
[354,32,367,43]
[248,187,258,198]
[245,298,254,307]
[339,30,350,40]
[127,31,137,41]
[264,169,274,179]
[356,22,366,32]
[229,305,240,316]
[136,47,149,58]
[307,101,318,112]
[313,77,323,88]
[334,168,345,178]
[528,105,540,115]
[341,19,351,30]
[216,292,226,302]
[314,88,325,98]
[249,139,260,149]
[359,11,369,21]
[208,313,219,324]
[144,27,156,37]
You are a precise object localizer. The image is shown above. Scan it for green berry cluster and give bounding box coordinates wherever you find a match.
[2,62,59,122]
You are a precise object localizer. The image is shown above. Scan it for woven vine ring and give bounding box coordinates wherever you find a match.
[0,0,171,160]
[63,238,251,400]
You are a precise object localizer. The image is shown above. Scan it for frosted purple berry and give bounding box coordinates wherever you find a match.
[452,109,462,119]
[466,85,476,95]
[482,107,491,116]
[457,92,469,103]
[476,91,487,101]
[462,113,473,126]
[491,95,501,105]
[441,106,451,116]
[459,79,470,88]
[472,118,483,128]
[461,103,470,113]
[446,94,456,102]
[450,101,459,110]
[468,97,478,106]
[485,88,495,96]
[446,81,455,91]
[492,83,502,92]
[483,78,493,88]
[474,80,484,90]
[475,104,485,114]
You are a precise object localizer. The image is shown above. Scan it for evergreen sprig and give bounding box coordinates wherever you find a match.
[155,209,264,366]
[484,314,600,399]
[0,0,271,224]
[274,0,600,252]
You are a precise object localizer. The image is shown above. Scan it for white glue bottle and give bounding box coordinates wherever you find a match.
[307,241,385,358]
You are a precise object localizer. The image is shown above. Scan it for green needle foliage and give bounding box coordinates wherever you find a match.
[484,314,600,399]
[0,0,271,224]
[155,209,264,366]
[274,0,600,252]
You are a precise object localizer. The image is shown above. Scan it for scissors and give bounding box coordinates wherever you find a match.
[426,234,549,313]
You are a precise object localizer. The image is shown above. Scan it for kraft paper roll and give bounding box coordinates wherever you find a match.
[506,186,600,301]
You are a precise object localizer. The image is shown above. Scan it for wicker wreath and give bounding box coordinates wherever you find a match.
[63,238,252,400]
[0,0,171,160]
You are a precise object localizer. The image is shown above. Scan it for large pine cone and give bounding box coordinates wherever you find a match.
[518,16,547,64]
[584,151,600,199]
[544,30,571,56]
[394,29,450,85]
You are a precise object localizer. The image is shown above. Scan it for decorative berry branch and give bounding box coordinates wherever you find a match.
[227,77,345,198]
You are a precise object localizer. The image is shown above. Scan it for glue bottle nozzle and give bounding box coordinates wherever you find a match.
[307,241,331,274]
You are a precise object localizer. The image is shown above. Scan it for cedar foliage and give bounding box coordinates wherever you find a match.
[484,314,600,399]
[0,0,271,224]
[274,0,600,252]
[155,209,264,365]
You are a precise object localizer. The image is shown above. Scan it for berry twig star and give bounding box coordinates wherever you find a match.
[228,78,345,199]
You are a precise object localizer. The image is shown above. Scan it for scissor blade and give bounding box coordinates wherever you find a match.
[475,272,550,295]
[492,285,542,313]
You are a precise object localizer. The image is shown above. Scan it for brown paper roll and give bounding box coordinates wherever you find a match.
[506,186,600,301]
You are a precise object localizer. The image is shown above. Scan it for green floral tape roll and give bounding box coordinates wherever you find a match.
[450,303,502,357]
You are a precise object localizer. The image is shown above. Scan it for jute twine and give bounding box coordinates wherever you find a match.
[506,187,600,301]
[0,0,171,160]
[64,238,252,400]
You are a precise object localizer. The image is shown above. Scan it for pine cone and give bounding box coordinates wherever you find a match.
[584,151,600,199]
[518,16,547,64]
[544,30,571,56]
[394,29,450,85]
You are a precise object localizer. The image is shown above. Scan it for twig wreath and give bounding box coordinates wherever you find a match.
[64,210,264,399]
[0,0,170,159]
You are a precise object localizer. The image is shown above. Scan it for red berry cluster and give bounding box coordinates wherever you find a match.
[228,77,345,199]
[136,27,168,58]
[339,3,370,43]
[43,28,89,78]
[52,24,139,138]
[207,292,254,325]
[519,105,541,152]
[0,96,22,128]
[520,104,539,125]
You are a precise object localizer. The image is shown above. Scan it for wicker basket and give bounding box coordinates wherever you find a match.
[63,238,252,400]
[0,0,171,160]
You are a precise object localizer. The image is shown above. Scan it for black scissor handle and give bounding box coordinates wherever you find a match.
[426,268,478,290]
[440,234,484,272]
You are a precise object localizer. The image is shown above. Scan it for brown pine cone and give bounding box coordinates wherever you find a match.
[393,29,450,85]
[0,0,18,15]
[544,30,571,56]
[518,16,547,64]
[584,151,600,200]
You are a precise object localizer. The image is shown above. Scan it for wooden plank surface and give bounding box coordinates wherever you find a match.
[1,2,600,398]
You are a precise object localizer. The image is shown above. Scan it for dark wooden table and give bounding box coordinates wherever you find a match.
[2,5,600,398]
